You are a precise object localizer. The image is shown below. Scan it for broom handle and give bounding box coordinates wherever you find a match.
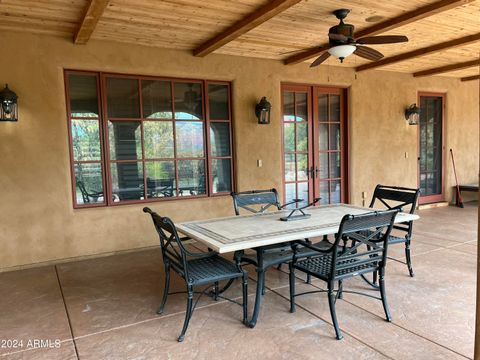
[450,148,463,204]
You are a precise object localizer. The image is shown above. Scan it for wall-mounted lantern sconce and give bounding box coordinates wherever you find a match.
[404,103,420,125]
[0,84,18,122]
[255,96,271,125]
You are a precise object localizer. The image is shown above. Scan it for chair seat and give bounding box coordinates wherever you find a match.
[294,254,380,281]
[186,255,244,286]
[241,240,332,269]
[360,230,407,245]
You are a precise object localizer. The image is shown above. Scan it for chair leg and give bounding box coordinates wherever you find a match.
[328,281,343,340]
[289,262,296,313]
[379,270,392,322]
[337,280,344,299]
[405,240,414,277]
[178,285,194,342]
[157,264,171,315]
[262,279,266,296]
[214,281,219,301]
[242,272,248,325]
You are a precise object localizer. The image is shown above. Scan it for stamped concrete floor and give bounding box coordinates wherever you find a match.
[0,203,477,360]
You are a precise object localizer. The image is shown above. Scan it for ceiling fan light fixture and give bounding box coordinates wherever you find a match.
[328,45,356,63]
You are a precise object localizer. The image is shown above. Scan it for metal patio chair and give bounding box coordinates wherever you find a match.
[367,184,420,280]
[289,210,398,340]
[143,207,248,342]
[76,180,103,204]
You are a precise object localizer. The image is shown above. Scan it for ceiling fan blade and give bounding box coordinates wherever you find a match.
[329,33,349,42]
[357,35,408,45]
[310,52,331,67]
[354,46,384,61]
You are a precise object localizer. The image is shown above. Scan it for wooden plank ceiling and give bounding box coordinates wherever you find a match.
[0,0,478,79]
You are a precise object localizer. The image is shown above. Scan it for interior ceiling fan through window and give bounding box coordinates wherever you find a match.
[310,9,409,67]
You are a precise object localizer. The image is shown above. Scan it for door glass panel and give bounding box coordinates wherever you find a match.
[285,183,296,208]
[145,161,176,198]
[329,152,341,178]
[319,181,329,205]
[284,123,295,152]
[330,180,341,203]
[330,124,341,150]
[319,123,328,151]
[208,84,229,120]
[107,77,140,118]
[297,182,309,207]
[142,80,172,119]
[329,95,340,122]
[284,154,295,182]
[317,94,328,122]
[108,121,142,160]
[296,122,308,152]
[296,154,308,181]
[296,92,307,122]
[283,92,294,121]
[319,152,329,178]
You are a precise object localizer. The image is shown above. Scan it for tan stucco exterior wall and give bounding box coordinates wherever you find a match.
[0,31,478,270]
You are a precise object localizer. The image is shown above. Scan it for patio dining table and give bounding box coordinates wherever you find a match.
[176,203,419,328]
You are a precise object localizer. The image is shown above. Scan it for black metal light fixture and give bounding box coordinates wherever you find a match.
[0,84,18,122]
[404,104,420,125]
[255,96,271,125]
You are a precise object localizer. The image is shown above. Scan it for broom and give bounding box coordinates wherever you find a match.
[450,148,464,208]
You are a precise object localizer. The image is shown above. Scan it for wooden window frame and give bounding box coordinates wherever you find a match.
[65,70,235,209]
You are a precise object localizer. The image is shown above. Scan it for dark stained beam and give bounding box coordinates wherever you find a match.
[414,59,480,77]
[74,0,110,44]
[194,0,303,57]
[461,75,480,81]
[356,33,480,72]
[285,0,474,65]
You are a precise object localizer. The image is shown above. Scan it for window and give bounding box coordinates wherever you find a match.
[65,71,234,207]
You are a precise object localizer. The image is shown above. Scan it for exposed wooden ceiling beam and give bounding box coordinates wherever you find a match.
[356,33,480,72]
[74,0,110,44]
[193,0,303,57]
[461,75,480,81]
[414,59,480,77]
[284,0,474,65]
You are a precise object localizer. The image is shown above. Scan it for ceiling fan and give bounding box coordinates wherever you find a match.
[310,9,408,67]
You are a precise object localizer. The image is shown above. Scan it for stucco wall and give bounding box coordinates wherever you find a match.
[0,31,478,270]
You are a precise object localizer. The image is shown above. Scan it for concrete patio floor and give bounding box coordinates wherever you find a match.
[0,203,477,360]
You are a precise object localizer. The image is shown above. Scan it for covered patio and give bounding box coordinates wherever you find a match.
[0,0,479,359]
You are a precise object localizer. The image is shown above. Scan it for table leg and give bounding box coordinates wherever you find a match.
[247,248,265,328]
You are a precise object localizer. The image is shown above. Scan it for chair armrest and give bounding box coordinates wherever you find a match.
[292,239,332,254]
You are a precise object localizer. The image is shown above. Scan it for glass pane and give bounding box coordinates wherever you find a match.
[284,154,295,182]
[284,123,295,152]
[71,119,101,161]
[319,181,329,205]
[68,74,98,117]
[209,84,229,120]
[319,152,329,179]
[142,80,172,119]
[319,123,328,151]
[296,92,307,122]
[145,161,176,198]
[283,91,294,121]
[329,94,340,122]
[210,123,230,157]
[212,159,231,193]
[106,77,140,118]
[419,173,427,195]
[297,182,309,207]
[176,121,204,157]
[178,160,206,196]
[110,162,143,201]
[285,183,296,209]
[420,147,427,171]
[109,121,142,160]
[329,152,341,178]
[330,180,341,204]
[174,82,203,120]
[296,122,308,152]
[317,94,328,122]
[144,121,174,159]
[330,124,340,151]
[297,154,308,181]
[74,163,104,205]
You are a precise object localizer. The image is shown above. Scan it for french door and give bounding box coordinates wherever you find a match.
[282,84,348,207]
[418,93,445,204]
